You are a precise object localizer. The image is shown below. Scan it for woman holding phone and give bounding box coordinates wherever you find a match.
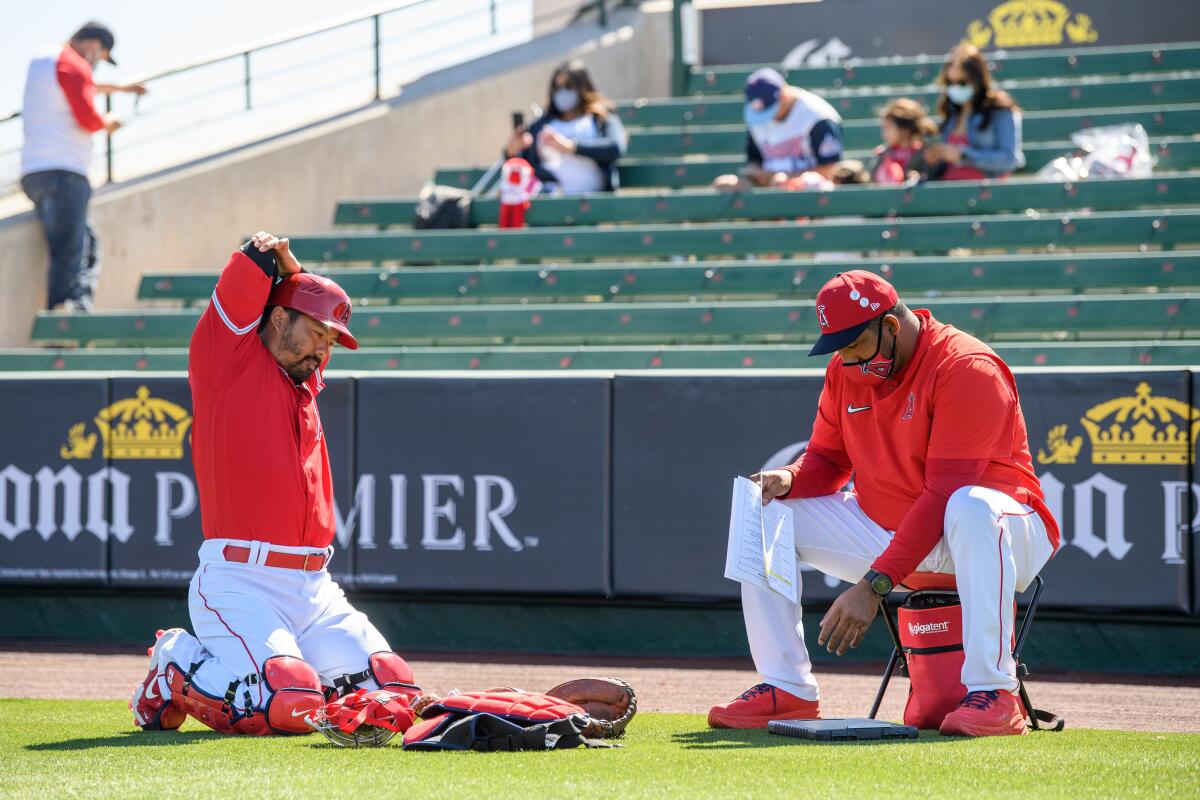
[504,60,628,194]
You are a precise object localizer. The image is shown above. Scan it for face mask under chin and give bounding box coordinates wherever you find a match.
[841,318,897,386]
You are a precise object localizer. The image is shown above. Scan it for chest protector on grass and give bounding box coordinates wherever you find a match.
[402,691,601,751]
[897,590,967,729]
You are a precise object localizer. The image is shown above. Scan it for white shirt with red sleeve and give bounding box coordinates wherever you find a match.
[188,251,337,549]
[21,45,106,178]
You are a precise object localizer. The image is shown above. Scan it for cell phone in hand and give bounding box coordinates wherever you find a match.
[512,111,525,130]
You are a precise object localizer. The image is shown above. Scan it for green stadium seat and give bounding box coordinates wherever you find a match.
[31,294,1200,348]
[139,251,1200,305]
[625,104,1200,158]
[686,42,1200,94]
[337,173,1200,229]
[18,46,1200,377]
[292,209,1200,265]
[614,138,1200,189]
[2,339,1196,372]
[619,73,1200,126]
[434,136,1200,190]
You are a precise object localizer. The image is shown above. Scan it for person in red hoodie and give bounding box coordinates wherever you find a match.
[867,98,936,185]
[20,21,145,311]
[707,270,1059,737]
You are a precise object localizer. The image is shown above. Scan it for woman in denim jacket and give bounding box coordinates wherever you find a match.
[924,44,1024,180]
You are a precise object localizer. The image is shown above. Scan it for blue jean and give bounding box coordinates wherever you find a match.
[21,170,100,310]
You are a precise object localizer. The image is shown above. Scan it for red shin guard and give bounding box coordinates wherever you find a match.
[166,655,325,735]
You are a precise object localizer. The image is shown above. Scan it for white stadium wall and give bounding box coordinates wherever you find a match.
[0,4,671,347]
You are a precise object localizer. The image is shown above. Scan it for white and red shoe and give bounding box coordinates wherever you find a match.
[130,628,187,731]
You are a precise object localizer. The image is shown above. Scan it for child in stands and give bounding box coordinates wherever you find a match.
[867,98,936,184]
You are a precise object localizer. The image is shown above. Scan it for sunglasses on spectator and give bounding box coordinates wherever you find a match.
[946,79,973,87]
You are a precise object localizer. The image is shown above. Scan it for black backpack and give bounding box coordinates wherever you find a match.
[412,184,472,229]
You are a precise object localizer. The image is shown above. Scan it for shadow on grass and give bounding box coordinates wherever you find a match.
[673,729,949,749]
[27,730,226,751]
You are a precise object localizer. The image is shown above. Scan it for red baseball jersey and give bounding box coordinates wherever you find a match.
[188,250,336,548]
[802,309,1059,554]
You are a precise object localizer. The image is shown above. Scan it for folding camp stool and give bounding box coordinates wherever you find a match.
[867,572,1065,731]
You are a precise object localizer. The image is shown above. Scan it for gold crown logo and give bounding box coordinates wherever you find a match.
[64,385,193,460]
[1078,382,1199,465]
[965,0,1098,48]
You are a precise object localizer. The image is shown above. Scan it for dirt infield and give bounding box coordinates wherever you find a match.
[3,645,1197,733]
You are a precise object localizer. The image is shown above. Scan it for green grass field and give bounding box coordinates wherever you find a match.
[2,700,1197,799]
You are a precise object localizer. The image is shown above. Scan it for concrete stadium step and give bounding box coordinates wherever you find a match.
[686,42,1200,94]
[138,251,1200,305]
[625,104,1200,158]
[337,173,1200,229]
[291,209,1200,264]
[3,339,1197,372]
[435,136,1200,190]
[618,73,1200,126]
[31,293,1200,348]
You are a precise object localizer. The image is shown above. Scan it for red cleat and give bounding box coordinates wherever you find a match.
[130,628,187,731]
[707,683,820,729]
[939,690,1028,737]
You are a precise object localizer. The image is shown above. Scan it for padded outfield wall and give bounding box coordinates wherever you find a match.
[0,368,1195,619]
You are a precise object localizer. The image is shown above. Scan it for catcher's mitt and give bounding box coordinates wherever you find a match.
[545,677,636,738]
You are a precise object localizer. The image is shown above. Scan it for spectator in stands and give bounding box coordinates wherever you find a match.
[713,68,843,192]
[867,98,936,184]
[20,21,145,312]
[924,44,1024,181]
[504,60,627,194]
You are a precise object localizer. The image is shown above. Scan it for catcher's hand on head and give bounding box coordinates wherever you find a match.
[249,231,302,276]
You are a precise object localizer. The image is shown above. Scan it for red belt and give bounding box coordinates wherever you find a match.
[222,544,327,572]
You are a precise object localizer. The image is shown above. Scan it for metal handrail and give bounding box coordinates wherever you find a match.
[1,0,616,189]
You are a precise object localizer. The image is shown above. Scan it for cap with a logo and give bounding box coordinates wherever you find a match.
[73,21,117,65]
[808,270,900,356]
[268,272,359,350]
[744,67,785,127]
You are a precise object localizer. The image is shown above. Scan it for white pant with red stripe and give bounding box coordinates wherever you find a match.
[742,486,1055,702]
[154,539,390,711]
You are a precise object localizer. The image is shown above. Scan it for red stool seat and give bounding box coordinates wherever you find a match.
[898,571,957,592]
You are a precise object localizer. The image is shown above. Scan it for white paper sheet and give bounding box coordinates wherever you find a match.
[723,475,798,602]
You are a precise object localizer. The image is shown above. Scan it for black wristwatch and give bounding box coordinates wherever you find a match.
[864,569,893,597]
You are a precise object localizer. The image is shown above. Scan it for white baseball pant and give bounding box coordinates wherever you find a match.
[742,486,1055,701]
[154,539,390,711]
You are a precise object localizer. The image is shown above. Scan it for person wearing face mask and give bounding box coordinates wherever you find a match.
[924,44,1024,181]
[20,21,147,312]
[504,60,628,195]
[708,270,1058,738]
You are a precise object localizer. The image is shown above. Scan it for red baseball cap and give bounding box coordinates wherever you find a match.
[267,272,359,350]
[808,270,899,356]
